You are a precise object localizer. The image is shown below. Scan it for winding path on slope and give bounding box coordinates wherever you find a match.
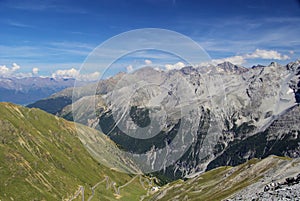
[68,186,84,201]
[116,175,139,195]
[87,176,108,201]
[68,174,152,201]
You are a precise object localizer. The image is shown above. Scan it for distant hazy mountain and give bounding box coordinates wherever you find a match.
[0,77,85,105]
[27,73,124,114]
[29,60,300,182]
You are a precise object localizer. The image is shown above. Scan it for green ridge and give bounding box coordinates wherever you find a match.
[0,102,151,201]
[145,156,295,201]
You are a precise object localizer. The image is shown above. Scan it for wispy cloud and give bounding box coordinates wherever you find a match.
[246,49,290,60]
[144,59,152,65]
[0,63,38,78]
[51,68,100,81]
[0,45,46,59]
[4,19,34,28]
[0,41,94,63]
[44,41,95,57]
[209,49,290,65]
[4,0,87,14]
[185,16,300,59]
[48,41,95,50]
[126,65,133,72]
[0,63,20,77]
[0,62,100,81]
[0,43,91,78]
[32,67,39,75]
[211,56,245,66]
[165,61,186,70]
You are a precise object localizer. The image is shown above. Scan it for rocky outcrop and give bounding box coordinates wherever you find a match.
[227,173,300,201]
[216,61,249,74]
[146,156,300,201]
[207,104,300,170]
[264,173,300,192]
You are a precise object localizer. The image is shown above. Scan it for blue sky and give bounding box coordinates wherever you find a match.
[0,0,300,79]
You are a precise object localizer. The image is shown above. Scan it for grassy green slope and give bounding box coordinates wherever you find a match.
[0,102,151,201]
[145,156,298,201]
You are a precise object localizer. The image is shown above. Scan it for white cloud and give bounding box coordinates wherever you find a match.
[77,72,100,81]
[245,49,290,60]
[165,61,186,70]
[0,63,21,77]
[0,64,99,81]
[154,67,163,71]
[51,68,100,81]
[209,49,290,65]
[0,65,11,76]
[32,67,39,75]
[0,63,36,78]
[52,68,79,79]
[211,55,246,65]
[126,65,133,72]
[144,59,152,65]
[12,63,20,71]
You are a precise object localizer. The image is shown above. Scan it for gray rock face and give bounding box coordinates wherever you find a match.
[227,172,300,201]
[207,104,300,171]
[145,156,300,201]
[169,60,299,178]
[216,61,249,74]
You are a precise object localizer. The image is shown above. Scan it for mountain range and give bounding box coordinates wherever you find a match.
[2,59,300,200]
[29,60,300,177]
[0,77,88,105]
[1,102,300,200]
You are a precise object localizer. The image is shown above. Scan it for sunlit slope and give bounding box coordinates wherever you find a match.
[0,102,151,201]
[146,155,300,201]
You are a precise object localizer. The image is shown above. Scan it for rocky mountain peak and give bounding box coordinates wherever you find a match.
[268,61,282,68]
[132,66,163,77]
[251,64,266,69]
[179,66,196,75]
[287,59,300,72]
[216,61,248,74]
